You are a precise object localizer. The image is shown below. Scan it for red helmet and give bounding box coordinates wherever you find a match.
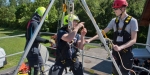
[112,0,128,8]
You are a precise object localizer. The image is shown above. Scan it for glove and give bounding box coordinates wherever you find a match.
[45,40,50,43]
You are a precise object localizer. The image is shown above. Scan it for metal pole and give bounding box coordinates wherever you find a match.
[0,34,25,39]
[82,50,84,70]
[0,51,24,59]
[80,0,122,75]
[133,65,150,73]
[135,43,150,47]
[13,0,55,75]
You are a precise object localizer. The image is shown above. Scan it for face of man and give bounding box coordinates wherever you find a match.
[113,8,122,16]
[113,7,125,16]
[73,20,79,29]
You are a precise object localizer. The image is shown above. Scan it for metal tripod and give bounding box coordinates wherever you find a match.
[13,0,122,75]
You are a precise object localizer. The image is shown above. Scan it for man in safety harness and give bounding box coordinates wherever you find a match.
[86,0,138,75]
[48,14,87,75]
[25,7,53,75]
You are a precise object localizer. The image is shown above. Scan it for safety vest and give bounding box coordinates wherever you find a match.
[113,16,132,46]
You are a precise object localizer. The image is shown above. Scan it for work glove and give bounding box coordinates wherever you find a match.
[45,40,50,43]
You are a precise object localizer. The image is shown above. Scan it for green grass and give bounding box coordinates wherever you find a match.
[0,27,52,71]
[0,28,26,71]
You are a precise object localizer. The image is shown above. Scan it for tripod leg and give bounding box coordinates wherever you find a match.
[79,0,122,75]
[13,0,55,75]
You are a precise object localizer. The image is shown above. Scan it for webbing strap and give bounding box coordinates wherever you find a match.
[122,16,132,31]
[115,16,132,36]
[27,20,32,29]
[115,17,119,31]
[26,20,32,40]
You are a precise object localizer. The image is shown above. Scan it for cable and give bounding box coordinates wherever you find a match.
[78,0,87,13]
[60,0,67,28]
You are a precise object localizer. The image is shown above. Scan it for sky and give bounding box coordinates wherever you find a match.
[6,0,35,4]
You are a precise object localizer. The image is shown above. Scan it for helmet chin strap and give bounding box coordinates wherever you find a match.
[118,8,125,20]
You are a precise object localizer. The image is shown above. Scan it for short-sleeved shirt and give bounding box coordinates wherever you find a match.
[106,15,138,34]
[56,27,80,59]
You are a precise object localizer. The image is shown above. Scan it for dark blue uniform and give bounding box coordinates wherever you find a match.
[49,27,83,75]
[25,13,49,75]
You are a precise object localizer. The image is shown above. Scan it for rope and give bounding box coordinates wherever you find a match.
[63,3,67,12]
[60,0,67,28]
[57,0,62,31]
[102,30,108,38]
[102,30,136,75]
[118,52,136,75]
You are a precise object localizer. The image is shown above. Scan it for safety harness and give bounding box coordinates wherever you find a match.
[56,28,80,73]
[113,15,132,53]
[61,44,79,73]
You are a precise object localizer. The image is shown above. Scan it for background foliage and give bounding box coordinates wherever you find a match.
[0,0,147,43]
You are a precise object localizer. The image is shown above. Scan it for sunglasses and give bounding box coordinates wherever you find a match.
[113,8,120,10]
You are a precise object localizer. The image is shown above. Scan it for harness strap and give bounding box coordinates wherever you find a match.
[121,16,132,36]
[26,20,33,40]
[115,16,132,36]
[27,20,32,29]
[114,16,132,53]
[115,17,119,32]
[57,29,80,73]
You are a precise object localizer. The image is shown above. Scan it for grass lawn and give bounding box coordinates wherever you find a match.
[0,27,98,71]
[0,27,53,71]
[0,27,26,71]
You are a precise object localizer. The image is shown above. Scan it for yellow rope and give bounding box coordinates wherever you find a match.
[101,30,136,75]
[102,30,107,38]
[63,4,67,12]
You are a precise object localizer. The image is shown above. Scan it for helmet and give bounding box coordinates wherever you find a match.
[35,7,48,20]
[112,0,128,8]
[63,14,80,25]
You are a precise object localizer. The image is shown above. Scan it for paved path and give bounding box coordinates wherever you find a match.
[79,47,112,75]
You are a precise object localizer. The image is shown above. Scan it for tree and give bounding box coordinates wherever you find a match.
[0,0,147,43]
[0,0,7,7]
[9,0,17,6]
[17,0,30,5]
